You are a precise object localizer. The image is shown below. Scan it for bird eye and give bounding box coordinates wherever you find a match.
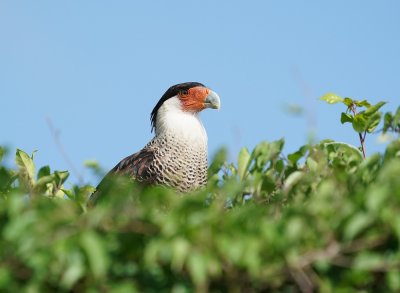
[180,90,189,96]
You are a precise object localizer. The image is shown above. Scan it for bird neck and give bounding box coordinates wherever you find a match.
[154,98,208,146]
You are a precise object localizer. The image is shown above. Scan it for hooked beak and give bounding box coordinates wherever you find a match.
[204,90,221,110]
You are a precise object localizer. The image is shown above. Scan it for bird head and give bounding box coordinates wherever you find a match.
[150,82,220,133]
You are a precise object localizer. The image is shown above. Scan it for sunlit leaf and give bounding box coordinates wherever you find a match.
[35,175,55,189]
[15,149,35,187]
[320,93,344,104]
[283,171,304,192]
[238,147,251,180]
[306,157,318,172]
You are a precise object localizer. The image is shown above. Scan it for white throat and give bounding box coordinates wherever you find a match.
[155,96,208,145]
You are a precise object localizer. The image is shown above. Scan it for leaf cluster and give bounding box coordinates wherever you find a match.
[320,93,386,134]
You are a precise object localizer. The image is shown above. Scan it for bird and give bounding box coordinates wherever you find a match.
[88,82,221,206]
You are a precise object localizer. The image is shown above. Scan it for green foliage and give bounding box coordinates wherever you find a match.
[321,94,387,158]
[383,106,400,136]
[320,94,386,134]
[1,135,400,291]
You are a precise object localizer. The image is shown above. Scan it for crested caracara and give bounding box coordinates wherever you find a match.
[88,82,220,206]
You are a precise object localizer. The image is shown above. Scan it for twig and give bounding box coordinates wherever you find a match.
[350,104,367,158]
[294,241,341,269]
[45,117,84,184]
[288,267,314,293]
[291,67,317,140]
[358,132,366,159]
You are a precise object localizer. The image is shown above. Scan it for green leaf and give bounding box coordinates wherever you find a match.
[394,106,400,126]
[353,252,385,270]
[320,93,344,104]
[35,175,55,190]
[306,157,318,172]
[322,141,363,162]
[60,251,85,289]
[366,112,382,133]
[352,113,368,133]
[0,167,16,193]
[84,159,104,177]
[388,271,400,291]
[283,104,303,115]
[61,188,75,199]
[208,148,227,178]
[15,149,35,187]
[80,231,108,278]
[187,252,207,286]
[171,238,190,271]
[238,147,251,180]
[343,97,354,107]
[344,212,373,240]
[288,145,308,165]
[284,171,304,192]
[260,175,276,193]
[340,112,353,124]
[354,99,371,108]
[275,159,284,173]
[249,139,284,173]
[37,165,50,180]
[55,171,69,186]
[383,112,393,133]
[364,101,386,117]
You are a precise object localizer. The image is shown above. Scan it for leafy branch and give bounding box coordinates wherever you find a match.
[320,93,386,158]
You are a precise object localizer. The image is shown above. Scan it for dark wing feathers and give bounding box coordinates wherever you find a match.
[87,148,156,207]
[111,148,155,181]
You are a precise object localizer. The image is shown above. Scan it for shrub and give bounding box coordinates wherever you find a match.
[1,100,400,292]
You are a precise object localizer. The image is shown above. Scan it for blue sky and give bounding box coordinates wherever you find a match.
[1,1,399,185]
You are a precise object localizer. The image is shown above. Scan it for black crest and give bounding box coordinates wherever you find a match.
[150,82,205,132]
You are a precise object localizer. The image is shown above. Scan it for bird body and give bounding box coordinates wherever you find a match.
[88,82,220,205]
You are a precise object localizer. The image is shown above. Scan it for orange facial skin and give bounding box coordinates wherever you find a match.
[179,86,210,112]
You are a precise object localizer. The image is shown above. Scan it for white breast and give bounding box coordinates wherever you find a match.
[155,96,208,147]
